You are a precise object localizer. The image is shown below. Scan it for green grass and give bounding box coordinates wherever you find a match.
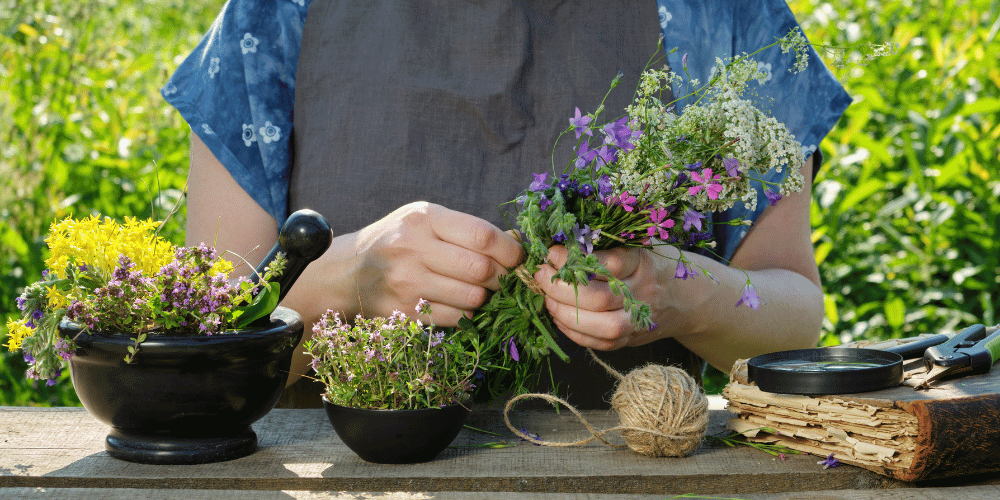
[1,0,218,405]
[2,0,998,403]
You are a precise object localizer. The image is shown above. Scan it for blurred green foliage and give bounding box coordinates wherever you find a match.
[2,0,998,402]
[791,0,1000,345]
[1,0,217,405]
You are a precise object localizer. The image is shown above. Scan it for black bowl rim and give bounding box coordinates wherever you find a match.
[58,306,303,352]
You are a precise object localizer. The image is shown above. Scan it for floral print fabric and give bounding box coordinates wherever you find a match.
[164,0,850,261]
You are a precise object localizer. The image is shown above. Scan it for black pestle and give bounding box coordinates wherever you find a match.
[250,209,332,304]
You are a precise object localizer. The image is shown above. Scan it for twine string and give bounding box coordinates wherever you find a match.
[502,348,709,457]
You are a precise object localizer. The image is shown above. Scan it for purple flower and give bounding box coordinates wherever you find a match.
[507,337,520,362]
[577,183,594,197]
[674,260,699,280]
[46,379,56,387]
[602,116,636,151]
[415,298,431,315]
[818,453,840,469]
[683,209,706,232]
[574,224,601,254]
[556,174,576,192]
[597,175,614,197]
[594,144,617,167]
[529,172,550,192]
[723,157,741,177]
[23,353,34,364]
[685,160,703,171]
[552,231,567,243]
[568,107,593,139]
[736,283,762,310]
[575,140,597,170]
[15,296,26,311]
[538,193,553,211]
[647,208,675,240]
[520,426,541,446]
[682,53,689,71]
[765,187,783,206]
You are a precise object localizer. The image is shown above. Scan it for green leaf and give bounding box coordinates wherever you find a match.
[884,297,906,329]
[234,283,281,329]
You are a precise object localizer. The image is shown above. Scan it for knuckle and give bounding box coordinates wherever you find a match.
[462,254,493,284]
[467,221,496,252]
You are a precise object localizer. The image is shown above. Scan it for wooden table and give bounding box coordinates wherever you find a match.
[2,398,998,500]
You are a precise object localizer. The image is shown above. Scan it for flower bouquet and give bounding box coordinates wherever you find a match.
[4,214,302,464]
[464,32,812,399]
[6,215,286,383]
[305,299,481,463]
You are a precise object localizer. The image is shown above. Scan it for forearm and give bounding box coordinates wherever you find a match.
[664,248,824,373]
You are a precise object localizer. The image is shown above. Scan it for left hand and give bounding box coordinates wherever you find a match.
[533,244,680,351]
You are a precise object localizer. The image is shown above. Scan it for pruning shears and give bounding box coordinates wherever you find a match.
[912,324,1000,390]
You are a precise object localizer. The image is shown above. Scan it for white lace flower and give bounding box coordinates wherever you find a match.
[259,121,281,144]
[658,7,672,29]
[242,123,257,147]
[162,82,177,96]
[201,123,215,135]
[207,57,220,79]
[240,33,259,55]
[756,62,773,84]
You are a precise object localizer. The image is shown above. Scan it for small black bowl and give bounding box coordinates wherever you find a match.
[323,401,470,464]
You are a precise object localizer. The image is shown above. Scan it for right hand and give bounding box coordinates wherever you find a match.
[349,201,524,325]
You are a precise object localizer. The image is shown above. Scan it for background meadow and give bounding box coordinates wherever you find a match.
[2,0,998,404]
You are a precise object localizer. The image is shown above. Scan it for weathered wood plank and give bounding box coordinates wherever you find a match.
[1,487,1000,500]
[0,406,995,495]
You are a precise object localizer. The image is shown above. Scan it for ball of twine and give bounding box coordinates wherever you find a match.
[611,363,709,457]
[504,350,709,458]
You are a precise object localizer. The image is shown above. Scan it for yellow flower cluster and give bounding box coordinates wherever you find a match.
[44,215,177,279]
[5,318,31,351]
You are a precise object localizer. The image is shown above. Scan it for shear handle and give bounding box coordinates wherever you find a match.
[923,324,1000,374]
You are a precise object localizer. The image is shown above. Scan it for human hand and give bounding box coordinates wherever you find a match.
[351,201,524,325]
[534,244,694,351]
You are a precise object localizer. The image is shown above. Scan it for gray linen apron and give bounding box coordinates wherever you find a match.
[286,0,703,409]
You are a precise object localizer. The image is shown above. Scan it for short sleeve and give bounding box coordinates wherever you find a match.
[162,0,310,225]
[656,0,851,262]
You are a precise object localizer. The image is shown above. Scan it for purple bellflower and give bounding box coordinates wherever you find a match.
[765,187,783,206]
[818,453,840,469]
[569,107,593,139]
[723,157,741,177]
[529,172,550,192]
[736,283,763,310]
[683,209,706,232]
[674,260,699,280]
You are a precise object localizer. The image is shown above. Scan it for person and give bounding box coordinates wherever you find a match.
[165,0,851,408]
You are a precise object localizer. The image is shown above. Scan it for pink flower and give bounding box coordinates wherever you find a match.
[689,168,724,200]
[647,208,675,239]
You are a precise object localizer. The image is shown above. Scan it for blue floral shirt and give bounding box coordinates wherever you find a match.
[164,0,850,261]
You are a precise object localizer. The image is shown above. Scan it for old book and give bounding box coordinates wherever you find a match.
[723,344,1000,482]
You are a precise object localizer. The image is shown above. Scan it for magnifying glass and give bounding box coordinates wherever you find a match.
[746,334,951,395]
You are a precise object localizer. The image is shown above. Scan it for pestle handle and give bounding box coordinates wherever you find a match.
[251,209,332,303]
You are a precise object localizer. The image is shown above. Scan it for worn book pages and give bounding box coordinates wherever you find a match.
[723,341,1000,482]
